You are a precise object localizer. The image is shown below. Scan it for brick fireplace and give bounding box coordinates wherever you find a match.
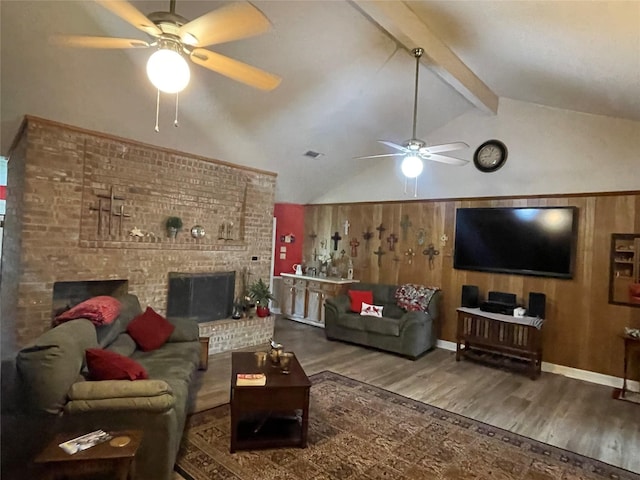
[1,116,276,355]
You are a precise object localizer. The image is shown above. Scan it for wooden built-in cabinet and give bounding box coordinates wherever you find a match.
[610,234,640,306]
[280,274,358,327]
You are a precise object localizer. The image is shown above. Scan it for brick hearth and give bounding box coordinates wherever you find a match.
[199,316,275,355]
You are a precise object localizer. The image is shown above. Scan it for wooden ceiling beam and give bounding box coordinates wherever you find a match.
[353,0,498,115]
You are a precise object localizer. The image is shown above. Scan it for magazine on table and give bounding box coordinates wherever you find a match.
[58,430,112,455]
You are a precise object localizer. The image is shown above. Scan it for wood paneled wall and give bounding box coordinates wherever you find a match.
[304,193,640,378]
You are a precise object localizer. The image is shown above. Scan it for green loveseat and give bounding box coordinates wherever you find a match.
[324,283,440,359]
[15,294,200,480]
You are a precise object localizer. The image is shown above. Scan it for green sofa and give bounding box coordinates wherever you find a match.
[324,283,440,359]
[15,294,200,480]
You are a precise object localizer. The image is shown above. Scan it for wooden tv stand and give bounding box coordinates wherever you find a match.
[456,307,543,379]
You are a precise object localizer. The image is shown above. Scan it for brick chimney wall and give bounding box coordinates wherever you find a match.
[1,116,276,355]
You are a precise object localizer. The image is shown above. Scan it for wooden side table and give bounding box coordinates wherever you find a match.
[34,430,142,480]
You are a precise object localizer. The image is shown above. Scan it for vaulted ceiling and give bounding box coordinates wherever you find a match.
[2,1,639,203]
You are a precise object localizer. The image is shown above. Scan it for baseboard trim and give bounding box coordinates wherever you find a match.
[435,339,639,393]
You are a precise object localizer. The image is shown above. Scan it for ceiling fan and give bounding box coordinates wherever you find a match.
[51,0,281,129]
[356,47,469,195]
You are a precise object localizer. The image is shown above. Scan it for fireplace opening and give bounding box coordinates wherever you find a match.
[167,271,235,323]
[52,279,128,318]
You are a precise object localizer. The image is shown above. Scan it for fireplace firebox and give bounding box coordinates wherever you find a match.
[167,272,235,323]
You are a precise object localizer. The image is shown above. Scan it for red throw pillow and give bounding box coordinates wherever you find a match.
[127,307,175,352]
[55,296,121,326]
[348,290,374,313]
[85,348,148,381]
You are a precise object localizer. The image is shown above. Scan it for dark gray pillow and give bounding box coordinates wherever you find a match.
[105,333,137,357]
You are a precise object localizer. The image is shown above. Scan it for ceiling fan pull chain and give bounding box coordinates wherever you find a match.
[413,177,418,198]
[154,88,160,133]
[174,92,180,128]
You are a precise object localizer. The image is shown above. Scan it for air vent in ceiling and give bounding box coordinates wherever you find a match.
[304,150,324,158]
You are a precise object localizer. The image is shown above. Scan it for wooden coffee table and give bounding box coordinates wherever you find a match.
[34,430,142,480]
[230,351,311,453]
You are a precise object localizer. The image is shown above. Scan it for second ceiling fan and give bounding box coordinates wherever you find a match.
[356,47,469,195]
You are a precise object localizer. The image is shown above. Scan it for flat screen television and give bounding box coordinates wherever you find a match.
[453,206,578,279]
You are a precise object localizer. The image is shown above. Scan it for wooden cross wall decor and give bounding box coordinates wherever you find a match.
[350,238,360,257]
[89,186,131,237]
[405,248,416,265]
[400,215,412,241]
[376,223,386,240]
[362,230,374,251]
[309,231,318,245]
[331,231,342,251]
[373,246,386,267]
[423,243,440,269]
[387,233,398,251]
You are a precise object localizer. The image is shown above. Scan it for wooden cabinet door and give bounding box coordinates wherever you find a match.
[306,285,323,323]
[282,278,295,316]
[293,280,307,318]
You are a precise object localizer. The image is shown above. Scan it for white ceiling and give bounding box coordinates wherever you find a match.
[1,1,638,203]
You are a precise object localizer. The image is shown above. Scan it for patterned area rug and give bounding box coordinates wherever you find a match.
[176,371,639,480]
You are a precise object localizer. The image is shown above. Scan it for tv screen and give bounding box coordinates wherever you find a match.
[453,206,578,279]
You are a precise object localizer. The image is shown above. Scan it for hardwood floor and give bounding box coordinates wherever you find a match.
[185,316,640,475]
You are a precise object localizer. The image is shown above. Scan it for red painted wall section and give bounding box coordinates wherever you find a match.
[273,203,305,276]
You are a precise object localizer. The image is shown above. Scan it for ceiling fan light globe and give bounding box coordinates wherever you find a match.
[401,155,423,178]
[146,48,190,93]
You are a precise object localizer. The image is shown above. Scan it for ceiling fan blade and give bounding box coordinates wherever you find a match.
[179,3,271,48]
[421,153,469,166]
[95,0,161,36]
[378,141,408,152]
[421,142,469,154]
[191,48,281,91]
[353,153,405,160]
[50,35,149,49]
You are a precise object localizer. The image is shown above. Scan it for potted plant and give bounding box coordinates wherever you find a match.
[248,278,275,317]
[166,216,183,238]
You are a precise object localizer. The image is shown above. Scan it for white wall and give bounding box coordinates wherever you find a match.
[312,98,640,203]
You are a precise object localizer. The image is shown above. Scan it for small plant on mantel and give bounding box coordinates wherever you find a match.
[248,278,275,318]
[165,216,183,238]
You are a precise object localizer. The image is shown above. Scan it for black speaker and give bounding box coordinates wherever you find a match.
[528,292,546,319]
[461,285,479,308]
[488,291,517,305]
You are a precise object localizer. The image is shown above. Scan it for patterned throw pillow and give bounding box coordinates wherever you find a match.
[85,348,148,381]
[348,290,374,312]
[395,284,440,312]
[127,307,175,352]
[360,302,384,318]
[55,296,122,326]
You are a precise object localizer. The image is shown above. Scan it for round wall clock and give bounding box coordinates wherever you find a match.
[473,140,508,172]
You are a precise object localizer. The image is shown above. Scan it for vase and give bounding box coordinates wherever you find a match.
[256,305,270,317]
[167,227,178,238]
